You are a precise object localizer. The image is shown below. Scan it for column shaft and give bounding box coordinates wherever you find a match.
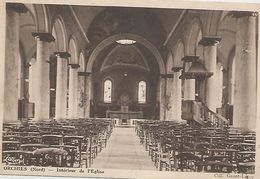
[173,71,182,121]
[159,77,166,121]
[84,75,92,118]
[32,32,55,121]
[184,63,195,100]
[68,66,79,118]
[34,39,50,121]
[3,10,19,123]
[17,53,24,99]
[233,14,257,130]
[165,78,174,120]
[55,55,68,120]
[199,36,221,112]
[78,75,85,118]
[29,58,36,103]
[204,45,218,112]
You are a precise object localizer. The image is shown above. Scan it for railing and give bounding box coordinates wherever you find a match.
[182,100,229,128]
[203,104,229,128]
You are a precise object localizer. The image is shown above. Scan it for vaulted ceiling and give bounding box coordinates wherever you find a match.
[72,6,184,48]
[70,6,185,74]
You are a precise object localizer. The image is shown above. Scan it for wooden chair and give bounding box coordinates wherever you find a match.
[63,135,84,167]
[203,148,238,173]
[20,136,42,144]
[81,137,91,168]
[42,134,63,145]
[175,152,202,172]
[3,135,21,142]
[237,151,255,174]
[2,141,21,151]
[20,144,49,151]
[32,148,68,167]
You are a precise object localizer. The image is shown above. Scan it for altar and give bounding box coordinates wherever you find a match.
[106,110,143,125]
[106,92,143,125]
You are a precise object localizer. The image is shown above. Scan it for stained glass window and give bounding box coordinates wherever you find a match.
[138,81,146,104]
[104,79,112,103]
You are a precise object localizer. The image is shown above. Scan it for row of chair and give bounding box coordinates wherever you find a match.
[136,120,255,174]
[2,118,114,168]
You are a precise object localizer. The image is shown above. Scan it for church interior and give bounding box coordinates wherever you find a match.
[1,2,258,174]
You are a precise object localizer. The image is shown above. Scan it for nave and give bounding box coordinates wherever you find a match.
[92,127,155,170]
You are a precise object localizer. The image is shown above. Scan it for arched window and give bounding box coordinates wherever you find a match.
[104,79,112,103]
[138,81,146,104]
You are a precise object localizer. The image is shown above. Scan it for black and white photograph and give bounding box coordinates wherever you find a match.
[0,0,259,178]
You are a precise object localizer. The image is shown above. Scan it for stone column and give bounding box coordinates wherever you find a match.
[32,32,55,121]
[85,73,92,118]
[231,11,258,130]
[78,72,92,118]
[2,4,27,123]
[199,36,221,112]
[68,64,80,118]
[54,52,70,121]
[165,75,174,121]
[159,75,167,121]
[182,56,196,100]
[172,67,183,122]
[29,58,36,103]
[77,74,85,118]
[17,53,24,99]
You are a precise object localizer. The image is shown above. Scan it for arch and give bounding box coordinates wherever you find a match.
[24,4,36,24]
[33,4,49,32]
[79,51,85,72]
[205,11,223,36]
[166,52,174,73]
[51,17,68,52]
[19,5,36,64]
[196,29,203,58]
[217,12,237,35]
[186,17,203,55]
[101,45,150,73]
[86,33,166,74]
[68,36,79,64]
[173,39,185,67]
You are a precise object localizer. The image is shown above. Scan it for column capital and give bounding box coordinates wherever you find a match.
[181,56,199,63]
[32,32,55,42]
[78,72,92,76]
[69,63,80,69]
[172,66,183,72]
[199,36,221,46]
[160,74,173,78]
[229,11,258,18]
[6,3,28,13]
[54,52,71,59]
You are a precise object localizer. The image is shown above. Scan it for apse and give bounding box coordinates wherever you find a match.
[91,40,160,119]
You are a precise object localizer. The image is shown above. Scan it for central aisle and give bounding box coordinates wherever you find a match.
[91,127,156,170]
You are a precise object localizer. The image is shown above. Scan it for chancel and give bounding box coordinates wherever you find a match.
[1,2,258,175]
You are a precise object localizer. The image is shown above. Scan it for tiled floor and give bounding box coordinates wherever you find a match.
[91,127,156,170]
